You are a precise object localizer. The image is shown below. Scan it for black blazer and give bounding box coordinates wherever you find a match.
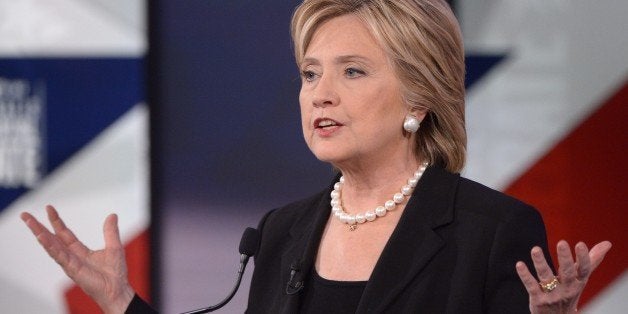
[246,166,551,313]
[126,166,551,313]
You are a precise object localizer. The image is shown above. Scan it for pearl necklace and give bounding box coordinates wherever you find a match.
[330,162,428,231]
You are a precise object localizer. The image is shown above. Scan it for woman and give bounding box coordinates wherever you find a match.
[21,0,611,313]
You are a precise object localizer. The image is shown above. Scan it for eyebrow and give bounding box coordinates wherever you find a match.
[301,55,372,66]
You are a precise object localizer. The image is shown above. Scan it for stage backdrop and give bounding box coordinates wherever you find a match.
[0,1,149,313]
[152,1,626,313]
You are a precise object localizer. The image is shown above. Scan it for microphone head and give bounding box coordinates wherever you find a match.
[239,227,260,257]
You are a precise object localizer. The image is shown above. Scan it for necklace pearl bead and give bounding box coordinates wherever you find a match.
[375,206,387,217]
[330,190,340,199]
[393,193,405,204]
[356,214,366,224]
[365,211,376,221]
[401,185,413,196]
[384,200,396,210]
[330,162,428,229]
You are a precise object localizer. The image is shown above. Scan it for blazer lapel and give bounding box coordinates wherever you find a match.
[356,166,459,313]
[278,183,334,313]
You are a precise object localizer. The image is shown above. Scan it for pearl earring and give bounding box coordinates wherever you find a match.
[403,114,420,133]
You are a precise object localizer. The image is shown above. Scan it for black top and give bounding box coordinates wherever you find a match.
[299,270,367,314]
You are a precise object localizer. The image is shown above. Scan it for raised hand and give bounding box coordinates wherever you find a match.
[21,205,135,314]
[516,240,612,313]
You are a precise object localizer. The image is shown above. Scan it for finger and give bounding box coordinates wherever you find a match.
[21,211,54,239]
[22,215,75,268]
[574,242,590,280]
[21,213,68,260]
[21,212,61,255]
[557,240,576,285]
[45,205,90,256]
[46,205,69,234]
[578,241,612,279]
[103,214,123,250]
[531,246,555,282]
[516,261,543,297]
[22,211,85,280]
[37,233,69,264]
[589,241,612,270]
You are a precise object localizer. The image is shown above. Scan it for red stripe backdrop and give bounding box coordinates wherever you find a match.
[506,81,628,305]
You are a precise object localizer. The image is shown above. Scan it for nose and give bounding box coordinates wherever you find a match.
[312,73,339,108]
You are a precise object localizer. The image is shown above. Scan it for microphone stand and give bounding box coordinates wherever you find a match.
[180,227,259,314]
[180,254,250,314]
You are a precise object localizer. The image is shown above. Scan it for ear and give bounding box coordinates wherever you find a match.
[408,106,428,122]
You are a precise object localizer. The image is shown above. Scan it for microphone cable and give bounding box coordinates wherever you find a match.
[180,227,260,314]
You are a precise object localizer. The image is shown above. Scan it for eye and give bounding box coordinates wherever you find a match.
[345,67,365,78]
[301,70,318,82]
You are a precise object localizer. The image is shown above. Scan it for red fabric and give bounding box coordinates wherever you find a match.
[506,82,628,305]
[65,229,151,313]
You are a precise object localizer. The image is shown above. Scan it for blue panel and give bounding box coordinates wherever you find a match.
[153,0,321,207]
[465,54,507,89]
[0,58,144,211]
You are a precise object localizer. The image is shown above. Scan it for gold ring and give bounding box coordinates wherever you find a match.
[539,277,560,293]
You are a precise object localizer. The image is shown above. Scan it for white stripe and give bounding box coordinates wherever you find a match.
[0,0,146,56]
[582,271,628,314]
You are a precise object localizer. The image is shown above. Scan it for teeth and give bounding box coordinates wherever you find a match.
[318,119,337,127]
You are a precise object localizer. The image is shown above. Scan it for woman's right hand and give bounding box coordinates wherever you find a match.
[21,205,135,314]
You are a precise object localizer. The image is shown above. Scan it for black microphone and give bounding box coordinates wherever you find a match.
[285,260,304,295]
[181,227,260,314]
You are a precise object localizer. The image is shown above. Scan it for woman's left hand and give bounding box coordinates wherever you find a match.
[516,240,612,313]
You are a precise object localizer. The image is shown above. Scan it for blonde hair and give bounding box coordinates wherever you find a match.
[291,0,467,173]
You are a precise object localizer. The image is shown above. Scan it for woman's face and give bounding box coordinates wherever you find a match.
[299,14,419,168]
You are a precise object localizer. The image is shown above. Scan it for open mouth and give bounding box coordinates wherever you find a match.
[314,118,342,129]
